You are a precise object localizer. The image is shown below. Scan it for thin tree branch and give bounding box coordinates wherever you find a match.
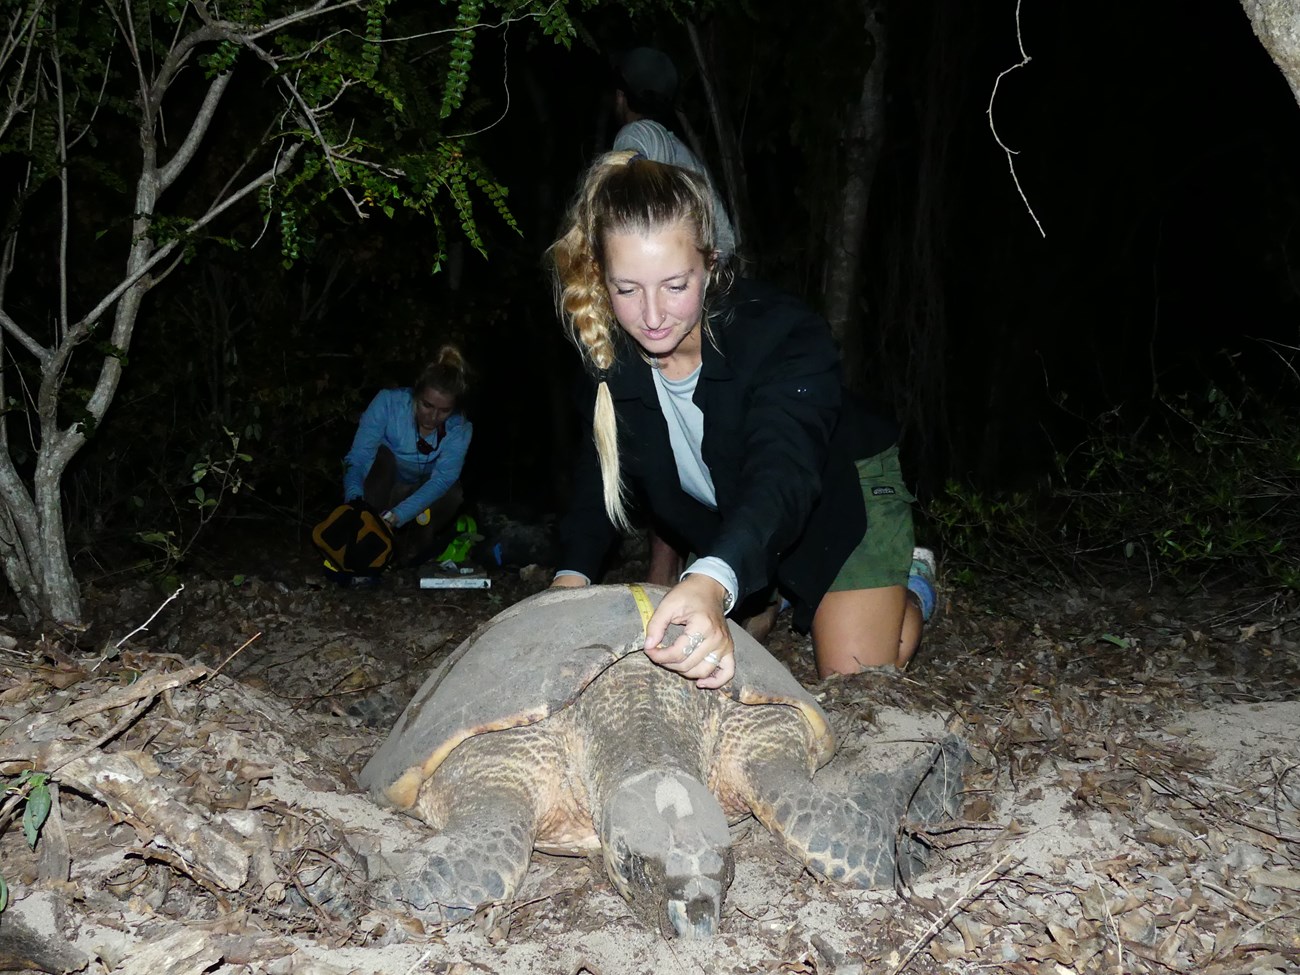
[64,46,114,154]
[51,12,68,344]
[110,0,150,116]
[70,143,303,426]
[193,0,363,46]
[444,20,513,141]
[987,0,1045,237]
[0,308,49,362]
[0,2,45,145]
[240,47,366,216]
[144,23,222,121]
[158,71,233,189]
[0,2,44,74]
[364,0,564,46]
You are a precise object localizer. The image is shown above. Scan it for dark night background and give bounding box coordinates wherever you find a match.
[12,0,1300,589]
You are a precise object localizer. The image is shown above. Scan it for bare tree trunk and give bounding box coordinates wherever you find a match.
[871,0,973,495]
[0,14,287,623]
[0,58,234,624]
[1240,0,1300,107]
[820,0,887,391]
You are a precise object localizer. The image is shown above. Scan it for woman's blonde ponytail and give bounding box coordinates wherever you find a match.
[593,380,631,532]
[548,150,719,534]
[415,343,472,399]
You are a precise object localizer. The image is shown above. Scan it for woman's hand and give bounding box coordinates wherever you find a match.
[643,574,734,689]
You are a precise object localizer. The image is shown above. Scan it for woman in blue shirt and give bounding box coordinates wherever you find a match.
[342,345,473,566]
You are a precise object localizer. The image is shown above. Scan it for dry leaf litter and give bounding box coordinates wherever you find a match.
[0,558,1296,975]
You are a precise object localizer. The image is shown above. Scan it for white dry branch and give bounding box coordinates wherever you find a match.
[0,661,262,893]
[105,584,185,660]
[987,0,1045,238]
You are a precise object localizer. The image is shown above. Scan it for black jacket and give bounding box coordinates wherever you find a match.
[559,279,898,624]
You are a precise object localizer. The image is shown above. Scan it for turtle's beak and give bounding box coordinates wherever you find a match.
[664,873,725,938]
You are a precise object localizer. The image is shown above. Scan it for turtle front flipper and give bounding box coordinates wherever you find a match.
[377,726,562,924]
[374,812,535,923]
[851,734,968,881]
[742,733,968,889]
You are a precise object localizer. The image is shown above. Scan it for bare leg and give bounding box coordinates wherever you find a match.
[645,526,684,588]
[740,598,780,643]
[811,585,923,676]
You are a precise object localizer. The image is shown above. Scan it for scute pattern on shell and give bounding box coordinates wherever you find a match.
[357,584,833,810]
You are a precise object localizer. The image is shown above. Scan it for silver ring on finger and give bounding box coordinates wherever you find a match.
[682,632,705,660]
[704,651,721,667]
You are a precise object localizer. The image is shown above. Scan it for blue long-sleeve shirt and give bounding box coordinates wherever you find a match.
[342,388,472,528]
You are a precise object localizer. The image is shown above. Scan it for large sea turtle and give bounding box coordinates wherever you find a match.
[357,584,966,938]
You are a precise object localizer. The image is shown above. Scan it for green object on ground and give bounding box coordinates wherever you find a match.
[436,514,480,563]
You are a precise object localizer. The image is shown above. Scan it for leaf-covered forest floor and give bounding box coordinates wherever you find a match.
[1,527,1298,975]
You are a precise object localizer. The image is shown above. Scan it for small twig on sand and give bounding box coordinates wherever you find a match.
[1199,880,1270,924]
[403,949,437,975]
[889,853,1016,975]
[98,585,185,668]
[1129,757,1300,844]
[204,632,262,683]
[1088,861,1124,975]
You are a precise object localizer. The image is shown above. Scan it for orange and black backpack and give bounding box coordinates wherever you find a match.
[312,502,394,576]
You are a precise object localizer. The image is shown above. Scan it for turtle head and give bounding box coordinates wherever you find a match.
[600,770,734,939]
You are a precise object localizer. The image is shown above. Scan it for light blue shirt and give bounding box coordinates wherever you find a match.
[342,388,472,528]
[649,364,737,610]
[553,365,739,613]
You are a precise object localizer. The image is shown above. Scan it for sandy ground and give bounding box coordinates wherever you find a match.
[1,556,1298,975]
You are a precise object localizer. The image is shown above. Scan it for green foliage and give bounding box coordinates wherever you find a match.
[929,379,1300,590]
[18,772,51,849]
[926,480,1039,588]
[201,39,242,76]
[133,429,251,573]
[258,0,533,271]
[1,768,52,912]
[0,0,677,619]
[441,0,483,119]
[537,1,577,42]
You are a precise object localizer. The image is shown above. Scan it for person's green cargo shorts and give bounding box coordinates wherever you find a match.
[827,445,916,592]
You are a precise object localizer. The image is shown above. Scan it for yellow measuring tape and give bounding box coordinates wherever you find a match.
[628,583,655,635]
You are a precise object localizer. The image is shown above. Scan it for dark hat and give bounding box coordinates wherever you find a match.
[616,47,679,108]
